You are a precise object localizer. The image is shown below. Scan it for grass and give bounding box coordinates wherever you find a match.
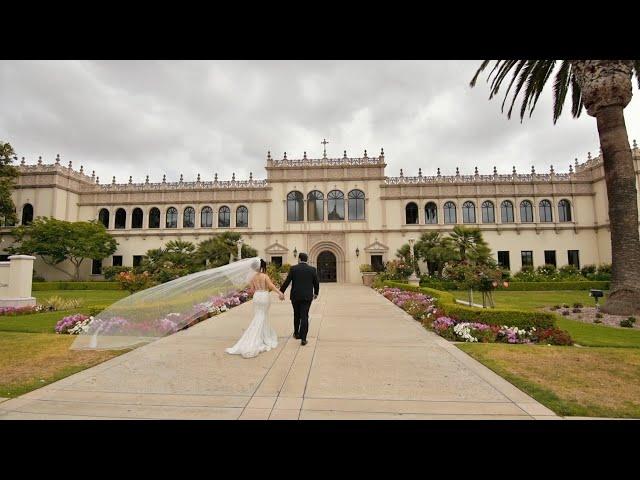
[452,289,602,311]
[458,343,640,418]
[0,331,123,398]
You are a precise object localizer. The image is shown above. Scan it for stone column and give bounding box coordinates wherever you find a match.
[1,255,36,307]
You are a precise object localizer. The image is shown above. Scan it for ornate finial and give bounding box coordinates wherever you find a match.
[364,149,368,158]
[179,173,183,182]
[343,150,347,159]
[162,174,166,183]
[474,166,479,175]
[550,165,555,174]
[267,150,271,160]
[95,176,99,184]
[418,168,422,177]
[493,166,497,175]
[531,165,535,174]
[37,156,42,165]
[249,171,253,181]
[79,165,84,174]
[283,152,287,160]
[91,170,95,179]
[197,173,201,182]
[20,157,25,165]
[456,167,460,176]
[232,172,236,181]
[587,151,592,161]
[437,167,441,176]
[214,173,218,182]
[569,164,574,174]
[633,139,637,149]
[321,138,329,158]
[303,151,307,159]
[399,168,404,177]
[145,175,149,184]
[112,176,116,184]
[380,147,384,157]
[512,166,516,175]
[128,176,132,184]
[68,160,72,169]
[55,154,60,164]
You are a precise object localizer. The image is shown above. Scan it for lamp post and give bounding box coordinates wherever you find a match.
[408,238,420,286]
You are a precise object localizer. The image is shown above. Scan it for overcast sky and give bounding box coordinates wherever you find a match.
[1,60,639,183]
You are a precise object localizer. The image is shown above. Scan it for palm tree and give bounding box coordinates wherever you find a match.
[449,226,491,264]
[471,60,640,315]
[414,232,458,275]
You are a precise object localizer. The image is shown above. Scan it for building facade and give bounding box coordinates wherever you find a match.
[2,142,640,283]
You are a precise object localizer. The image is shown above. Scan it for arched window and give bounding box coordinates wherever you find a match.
[444,202,457,224]
[307,191,324,221]
[348,189,365,220]
[425,202,438,224]
[166,207,178,228]
[132,208,143,229]
[21,203,34,225]
[1,207,16,227]
[462,201,476,223]
[98,208,110,228]
[327,190,344,220]
[115,208,126,229]
[558,199,572,222]
[201,206,213,228]
[183,207,195,228]
[520,200,533,223]
[149,208,160,228]
[287,191,304,221]
[218,206,230,227]
[481,201,495,223]
[236,206,249,227]
[405,202,418,224]
[501,201,514,223]
[539,199,553,222]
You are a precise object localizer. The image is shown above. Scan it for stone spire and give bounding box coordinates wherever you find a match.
[493,166,497,175]
[455,167,460,176]
[531,165,535,174]
[363,149,368,158]
[550,165,555,174]
[37,156,42,165]
[145,175,149,184]
[197,173,201,182]
[162,174,166,183]
[112,176,116,184]
[55,154,60,165]
[128,176,132,184]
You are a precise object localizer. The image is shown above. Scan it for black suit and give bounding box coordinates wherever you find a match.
[280,262,320,341]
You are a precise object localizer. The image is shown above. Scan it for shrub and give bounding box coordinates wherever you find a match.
[536,264,557,276]
[562,310,570,316]
[580,264,597,276]
[552,305,561,310]
[572,308,582,313]
[55,313,91,334]
[359,264,374,273]
[573,302,584,308]
[32,282,122,291]
[281,263,291,273]
[620,317,637,328]
[382,260,414,281]
[535,328,573,346]
[597,263,612,275]
[103,266,133,281]
[558,264,580,277]
[595,312,604,318]
[266,263,282,287]
[116,270,156,293]
[594,318,602,324]
[496,281,609,291]
[420,276,458,291]
[40,295,82,311]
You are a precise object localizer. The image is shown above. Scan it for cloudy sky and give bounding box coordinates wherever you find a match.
[1,60,639,183]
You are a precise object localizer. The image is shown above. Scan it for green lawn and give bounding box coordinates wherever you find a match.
[452,289,603,311]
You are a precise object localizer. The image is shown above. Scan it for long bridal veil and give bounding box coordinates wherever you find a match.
[71,257,262,351]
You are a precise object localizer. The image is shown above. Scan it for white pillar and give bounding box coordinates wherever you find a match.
[0,255,36,307]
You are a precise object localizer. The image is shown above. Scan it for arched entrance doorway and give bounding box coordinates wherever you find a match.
[317,251,337,283]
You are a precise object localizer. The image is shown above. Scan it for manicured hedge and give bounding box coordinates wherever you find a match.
[382,280,556,329]
[498,281,609,291]
[32,282,122,291]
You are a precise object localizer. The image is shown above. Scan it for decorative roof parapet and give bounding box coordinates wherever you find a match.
[268,149,385,168]
[385,171,574,185]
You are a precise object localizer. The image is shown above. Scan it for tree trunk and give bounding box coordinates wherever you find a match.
[596,106,640,315]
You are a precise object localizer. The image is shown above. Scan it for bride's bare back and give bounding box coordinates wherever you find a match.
[250,272,281,295]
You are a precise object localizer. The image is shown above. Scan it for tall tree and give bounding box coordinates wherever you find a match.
[195,232,257,268]
[414,231,459,275]
[449,226,492,264]
[8,218,118,280]
[471,60,640,314]
[0,142,18,226]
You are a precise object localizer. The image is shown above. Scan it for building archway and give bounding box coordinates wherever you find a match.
[309,241,346,283]
[317,251,337,282]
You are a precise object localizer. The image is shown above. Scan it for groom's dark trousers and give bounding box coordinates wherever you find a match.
[280,262,320,342]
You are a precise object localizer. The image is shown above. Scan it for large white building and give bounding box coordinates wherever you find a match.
[2,141,639,283]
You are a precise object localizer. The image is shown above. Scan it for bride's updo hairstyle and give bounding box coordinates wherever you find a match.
[250,258,267,273]
[260,259,267,273]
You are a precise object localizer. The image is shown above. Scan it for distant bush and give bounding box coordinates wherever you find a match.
[32,282,122,291]
[103,266,133,281]
[620,317,637,328]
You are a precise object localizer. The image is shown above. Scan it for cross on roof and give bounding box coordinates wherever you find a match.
[321,138,329,158]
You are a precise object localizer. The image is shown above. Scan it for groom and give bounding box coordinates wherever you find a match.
[279,253,319,345]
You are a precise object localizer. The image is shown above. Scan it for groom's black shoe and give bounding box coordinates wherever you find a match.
[293,333,300,339]
[301,339,307,346]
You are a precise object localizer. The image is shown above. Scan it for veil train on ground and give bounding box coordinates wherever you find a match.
[71,257,261,351]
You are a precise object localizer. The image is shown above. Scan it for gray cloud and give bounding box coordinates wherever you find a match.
[1,60,638,183]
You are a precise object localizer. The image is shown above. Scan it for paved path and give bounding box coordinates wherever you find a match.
[0,285,557,419]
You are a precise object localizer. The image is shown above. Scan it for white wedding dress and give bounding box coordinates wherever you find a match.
[225,273,278,359]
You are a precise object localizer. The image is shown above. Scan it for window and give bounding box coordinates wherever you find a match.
[98,208,110,228]
[520,200,534,223]
[21,204,34,225]
[425,202,438,224]
[149,208,160,228]
[497,251,510,269]
[521,251,533,268]
[307,191,324,221]
[544,250,557,267]
[133,255,143,267]
[201,207,213,228]
[166,207,178,228]
[115,208,126,229]
[91,259,102,275]
[480,201,495,223]
[0,254,11,261]
[558,199,572,222]
[183,207,195,228]
[236,206,249,227]
[1,208,16,227]
[568,250,580,269]
[112,255,123,267]
[218,206,230,228]
[500,201,514,223]
[348,189,365,220]
[287,191,304,221]
[539,200,553,222]
[444,202,457,224]
[462,201,476,223]
[327,190,344,220]
[271,256,283,268]
[132,208,143,229]
[405,202,418,224]
[371,255,384,272]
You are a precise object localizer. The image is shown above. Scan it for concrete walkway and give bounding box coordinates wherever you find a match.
[0,285,557,419]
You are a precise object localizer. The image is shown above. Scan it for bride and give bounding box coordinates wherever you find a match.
[225,258,284,358]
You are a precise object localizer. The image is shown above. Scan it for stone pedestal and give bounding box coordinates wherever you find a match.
[408,273,420,287]
[0,255,36,307]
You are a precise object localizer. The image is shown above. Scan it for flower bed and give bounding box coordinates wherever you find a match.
[55,288,255,335]
[377,286,572,345]
[0,305,47,316]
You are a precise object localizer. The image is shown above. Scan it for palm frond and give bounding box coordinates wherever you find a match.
[552,61,571,123]
[469,60,492,87]
[634,60,640,90]
[525,60,555,118]
[570,75,583,118]
[507,61,536,119]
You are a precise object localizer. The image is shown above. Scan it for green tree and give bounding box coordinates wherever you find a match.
[414,231,459,275]
[138,241,198,283]
[449,226,491,264]
[195,232,257,268]
[471,60,640,314]
[8,217,118,280]
[0,142,18,226]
